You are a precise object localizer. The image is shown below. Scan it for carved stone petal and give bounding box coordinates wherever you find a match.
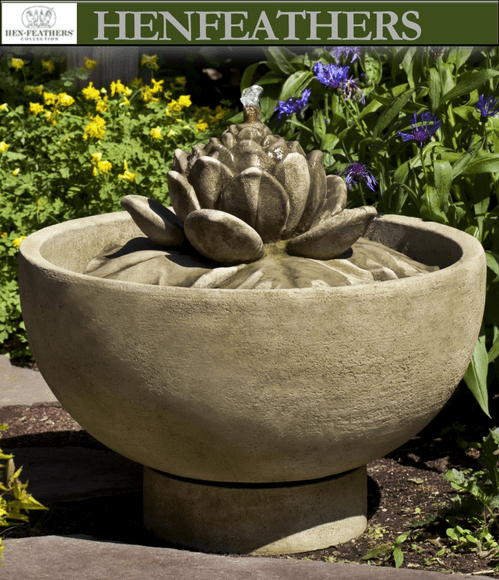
[287,141,306,156]
[204,138,235,169]
[221,131,236,149]
[313,175,348,226]
[286,206,378,260]
[121,195,186,247]
[293,150,327,237]
[167,170,201,222]
[184,209,264,264]
[189,156,235,209]
[235,140,272,172]
[273,151,310,239]
[218,168,289,243]
[172,149,189,174]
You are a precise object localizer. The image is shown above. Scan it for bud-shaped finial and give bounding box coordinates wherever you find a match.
[241,85,263,123]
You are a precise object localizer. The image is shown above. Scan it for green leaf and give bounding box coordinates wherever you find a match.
[463,154,499,175]
[439,70,499,106]
[428,68,441,112]
[451,137,485,179]
[263,47,297,76]
[373,88,416,139]
[463,333,490,417]
[279,71,313,102]
[393,546,404,568]
[487,334,499,363]
[240,62,262,91]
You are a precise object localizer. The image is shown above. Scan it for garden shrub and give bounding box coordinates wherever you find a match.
[239,46,499,415]
[0,51,236,359]
[0,423,47,562]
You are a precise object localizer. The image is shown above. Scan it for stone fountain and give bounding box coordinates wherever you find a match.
[18,86,486,555]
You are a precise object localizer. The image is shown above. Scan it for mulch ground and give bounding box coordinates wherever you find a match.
[0,380,498,577]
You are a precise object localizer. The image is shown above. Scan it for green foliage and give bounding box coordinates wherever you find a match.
[0,52,236,361]
[362,529,411,568]
[439,428,499,559]
[0,423,47,562]
[241,45,499,412]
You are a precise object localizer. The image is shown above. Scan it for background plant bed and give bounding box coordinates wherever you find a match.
[1,385,498,577]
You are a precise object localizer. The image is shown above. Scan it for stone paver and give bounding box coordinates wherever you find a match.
[1,536,495,580]
[0,355,57,406]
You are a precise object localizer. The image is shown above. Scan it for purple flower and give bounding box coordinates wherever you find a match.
[313,61,365,104]
[342,77,365,105]
[475,94,499,120]
[344,163,377,191]
[313,62,350,89]
[397,112,441,148]
[330,46,362,63]
[275,88,311,119]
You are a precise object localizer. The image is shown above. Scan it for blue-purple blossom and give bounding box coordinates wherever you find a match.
[475,94,499,120]
[313,62,350,89]
[344,163,377,191]
[342,77,365,104]
[397,112,441,148]
[330,46,362,63]
[313,61,365,103]
[275,88,311,119]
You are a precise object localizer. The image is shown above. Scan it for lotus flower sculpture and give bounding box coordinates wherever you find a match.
[121,86,377,269]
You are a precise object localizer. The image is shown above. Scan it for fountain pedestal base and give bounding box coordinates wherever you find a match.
[143,466,367,555]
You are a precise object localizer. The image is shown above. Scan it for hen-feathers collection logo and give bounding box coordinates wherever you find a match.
[1,2,77,44]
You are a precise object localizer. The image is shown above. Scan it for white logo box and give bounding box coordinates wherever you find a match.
[2,2,77,44]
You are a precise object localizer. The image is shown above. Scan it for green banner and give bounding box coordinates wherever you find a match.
[75,2,498,45]
[0,1,497,46]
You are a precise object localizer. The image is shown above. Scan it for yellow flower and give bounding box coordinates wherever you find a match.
[178,95,192,109]
[195,121,209,133]
[12,168,20,176]
[84,57,97,70]
[140,85,159,104]
[150,126,162,140]
[0,103,8,111]
[43,92,57,106]
[120,97,130,107]
[118,160,135,182]
[0,142,9,152]
[0,232,7,239]
[140,54,159,71]
[44,110,57,126]
[151,78,164,94]
[13,236,26,247]
[167,99,182,114]
[118,170,135,182]
[90,152,102,164]
[82,82,100,101]
[83,114,106,140]
[11,58,24,71]
[95,96,109,113]
[110,80,131,98]
[129,77,143,89]
[57,93,75,107]
[93,166,98,177]
[29,102,44,116]
[167,130,177,138]
[97,160,112,174]
[41,60,55,74]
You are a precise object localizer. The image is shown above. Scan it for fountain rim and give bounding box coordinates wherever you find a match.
[19,209,484,297]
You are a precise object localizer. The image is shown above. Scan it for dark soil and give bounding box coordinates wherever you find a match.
[1,380,499,577]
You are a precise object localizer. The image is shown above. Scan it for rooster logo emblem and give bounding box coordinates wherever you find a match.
[22,6,56,28]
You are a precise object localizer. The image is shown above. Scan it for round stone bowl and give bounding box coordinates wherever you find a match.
[18,211,486,484]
